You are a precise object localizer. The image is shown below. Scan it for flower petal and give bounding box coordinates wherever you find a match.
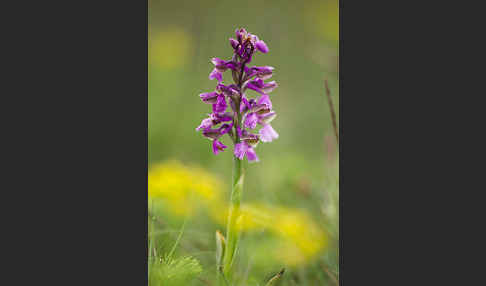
[212,94,227,113]
[246,147,259,162]
[199,92,219,104]
[240,96,250,113]
[258,111,277,124]
[230,38,239,50]
[257,94,272,110]
[209,68,222,82]
[202,128,222,139]
[255,40,269,53]
[211,58,228,72]
[234,142,248,160]
[212,140,227,155]
[219,122,233,135]
[196,117,213,131]
[262,81,278,93]
[244,112,258,129]
[259,124,279,142]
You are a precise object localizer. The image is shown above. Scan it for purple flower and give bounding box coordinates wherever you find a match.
[196,117,213,131]
[219,123,233,135]
[240,96,251,113]
[196,112,233,131]
[212,94,227,113]
[209,68,222,82]
[229,38,239,50]
[234,142,259,162]
[214,112,233,123]
[202,128,222,139]
[244,112,258,129]
[255,40,269,53]
[212,140,227,155]
[216,83,239,99]
[259,124,279,142]
[245,78,278,95]
[196,28,277,160]
[261,81,277,93]
[235,28,247,43]
[257,94,272,110]
[199,92,220,104]
[258,111,277,124]
[241,132,260,147]
[212,58,229,72]
[245,66,274,80]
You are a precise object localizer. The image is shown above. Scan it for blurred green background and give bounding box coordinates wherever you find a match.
[149,0,339,284]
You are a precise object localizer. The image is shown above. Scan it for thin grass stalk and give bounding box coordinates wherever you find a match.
[324,79,339,144]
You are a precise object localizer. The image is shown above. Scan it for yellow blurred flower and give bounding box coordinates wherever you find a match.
[149,26,192,69]
[148,160,225,216]
[148,160,327,265]
[236,204,328,265]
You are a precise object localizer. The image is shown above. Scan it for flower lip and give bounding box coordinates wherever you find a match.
[212,140,227,154]
[257,94,272,109]
[234,142,248,159]
[259,124,279,142]
[209,68,223,82]
[196,117,213,131]
[244,112,258,129]
[246,147,259,162]
[212,94,227,113]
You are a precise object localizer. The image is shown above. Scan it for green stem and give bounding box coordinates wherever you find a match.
[222,155,244,280]
[220,57,247,284]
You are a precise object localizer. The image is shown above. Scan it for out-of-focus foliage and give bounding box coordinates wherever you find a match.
[149,0,339,284]
[149,27,192,70]
[149,160,329,267]
[149,255,202,286]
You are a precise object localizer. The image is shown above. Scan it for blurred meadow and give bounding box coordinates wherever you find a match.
[148,0,339,285]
